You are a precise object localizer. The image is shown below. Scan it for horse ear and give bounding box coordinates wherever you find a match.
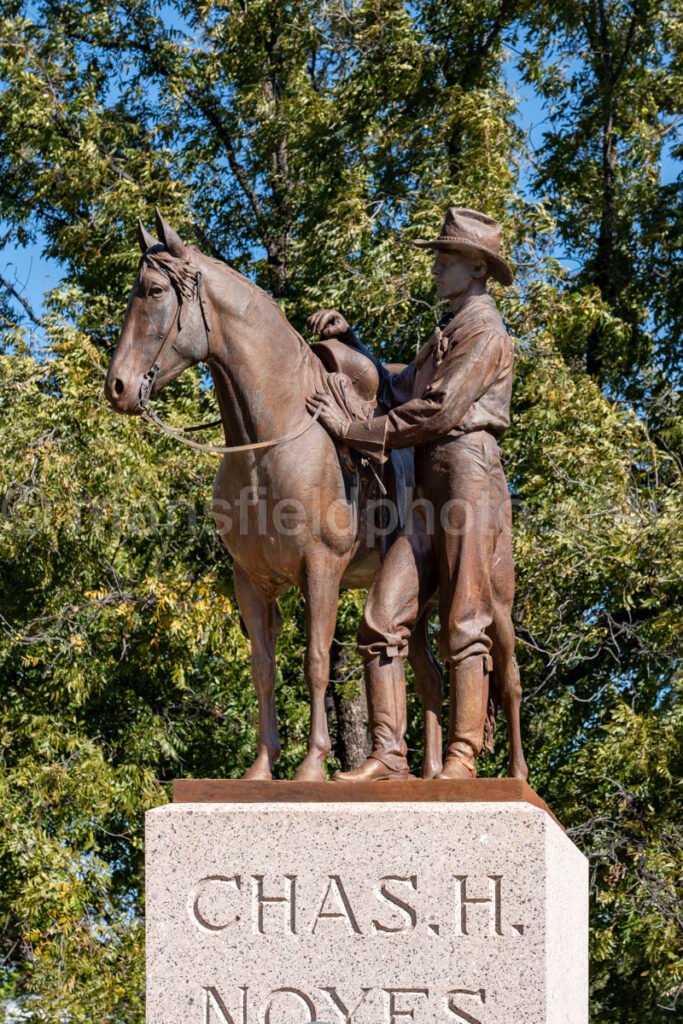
[155,208,187,258]
[137,220,157,253]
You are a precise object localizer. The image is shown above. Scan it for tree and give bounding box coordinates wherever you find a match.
[520,0,683,392]
[0,2,681,1020]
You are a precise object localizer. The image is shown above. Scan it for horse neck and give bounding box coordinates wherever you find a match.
[199,256,321,445]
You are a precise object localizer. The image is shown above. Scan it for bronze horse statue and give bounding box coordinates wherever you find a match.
[104,212,527,782]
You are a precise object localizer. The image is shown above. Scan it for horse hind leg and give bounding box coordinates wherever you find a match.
[234,564,283,781]
[408,608,443,780]
[490,605,528,781]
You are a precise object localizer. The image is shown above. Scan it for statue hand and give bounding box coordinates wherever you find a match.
[305,393,351,440]
[307,309,351,340]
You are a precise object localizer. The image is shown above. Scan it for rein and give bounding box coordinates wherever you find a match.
[137,262,321,456]
[140,381,321,456]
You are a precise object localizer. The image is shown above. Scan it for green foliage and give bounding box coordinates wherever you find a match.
[0,1,681,1021]
[566,699,682,1019]
[0,309,264,1018]
[519,0,683,390]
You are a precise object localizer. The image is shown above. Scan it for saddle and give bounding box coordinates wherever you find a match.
[311,339,381,408]
[311,339,413,534]
[311,339,406,405]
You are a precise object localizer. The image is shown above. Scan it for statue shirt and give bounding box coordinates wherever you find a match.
[344,292,514,463]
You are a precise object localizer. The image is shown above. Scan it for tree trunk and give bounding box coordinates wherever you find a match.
[327,635,370,771]
[587,108,618,380]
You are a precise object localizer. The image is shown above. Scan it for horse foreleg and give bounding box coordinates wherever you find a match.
[234,564,283,781]
[293,551,342,782]
[408,609,443,779]
[490,605,528,781]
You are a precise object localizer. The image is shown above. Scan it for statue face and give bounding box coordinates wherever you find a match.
[431,251,483,301]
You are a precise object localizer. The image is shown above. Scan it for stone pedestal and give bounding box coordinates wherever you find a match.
[146,781,588,1024]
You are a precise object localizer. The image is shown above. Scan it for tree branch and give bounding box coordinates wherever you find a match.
[612,12,640,87]
[477,0,519,64]
[0,272,45,328]
[189,93,268,231]
[455,0,519,88]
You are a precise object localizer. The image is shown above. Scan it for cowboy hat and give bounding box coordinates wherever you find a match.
[410,207,513,286]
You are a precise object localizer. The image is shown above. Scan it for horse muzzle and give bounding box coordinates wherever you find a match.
[104,366,146,415]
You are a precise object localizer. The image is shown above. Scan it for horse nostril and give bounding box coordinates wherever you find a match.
[113,378,125,397]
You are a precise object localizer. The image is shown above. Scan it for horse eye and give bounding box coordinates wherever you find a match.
[148,285,164,298]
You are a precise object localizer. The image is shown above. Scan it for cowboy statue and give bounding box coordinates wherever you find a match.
[306,207,523,782]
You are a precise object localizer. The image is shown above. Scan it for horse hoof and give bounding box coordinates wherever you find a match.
[242,761,273,781]
[421,762,442,780]
[509,761,529,781]
[293,758,326,783]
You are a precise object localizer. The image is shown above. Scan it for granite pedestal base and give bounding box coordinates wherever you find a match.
[146,781,587,1024]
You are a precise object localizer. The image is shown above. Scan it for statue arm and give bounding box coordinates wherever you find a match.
[379,362,417,408]
[307,307,415,407]
[344,328,507,461]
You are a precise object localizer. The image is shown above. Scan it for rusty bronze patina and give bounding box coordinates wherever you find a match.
[105,208,526,783]
[307,209,527,783]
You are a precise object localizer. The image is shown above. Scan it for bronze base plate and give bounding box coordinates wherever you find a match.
[172,778,559,825]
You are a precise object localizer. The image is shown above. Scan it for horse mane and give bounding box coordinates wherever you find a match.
[141,246,198,304]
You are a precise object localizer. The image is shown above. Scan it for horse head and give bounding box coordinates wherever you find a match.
[104,211,210,414]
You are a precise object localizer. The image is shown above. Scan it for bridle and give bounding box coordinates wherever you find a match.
[136,260,320,456]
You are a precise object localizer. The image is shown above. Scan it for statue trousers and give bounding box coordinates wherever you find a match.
[358,430,511,767]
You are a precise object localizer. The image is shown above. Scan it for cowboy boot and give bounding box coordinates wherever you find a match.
[437,657,490,780]
[332,656,411,781]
